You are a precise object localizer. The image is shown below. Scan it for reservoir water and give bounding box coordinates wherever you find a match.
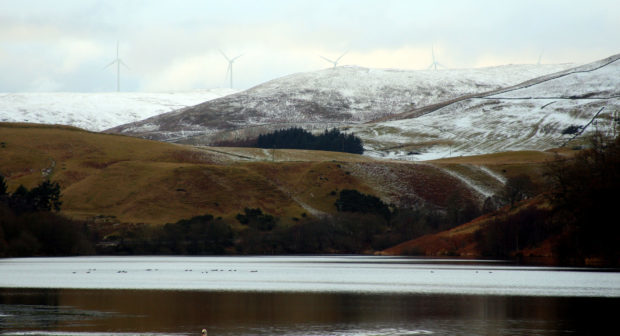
[1,256,619,335]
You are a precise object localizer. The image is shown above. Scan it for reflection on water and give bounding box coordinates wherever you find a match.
[0,303,113,329]
[2,288,620,335]
[2,257,620,335]
[0,334,183,336]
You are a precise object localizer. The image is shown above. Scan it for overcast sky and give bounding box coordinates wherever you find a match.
[1,0,619,92]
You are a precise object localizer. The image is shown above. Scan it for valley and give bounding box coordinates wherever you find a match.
[1,54,618,264]
[1,122,528,225]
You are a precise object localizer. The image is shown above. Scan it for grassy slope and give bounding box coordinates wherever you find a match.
[1,122,567,239]
[1,123,341,224]
[381,215,485,257]
[381,151,576,259]
[428,150,576,188]
[2,123,493,226]
[381,196,549,258]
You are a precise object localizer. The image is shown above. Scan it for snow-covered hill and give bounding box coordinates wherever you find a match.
[107,63,573,142]
[0,89,237,131]
[354,54,620,160]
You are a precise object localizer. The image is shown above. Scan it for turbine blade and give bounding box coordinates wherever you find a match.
[104,60,116,69]
[320,55,335,64]
[231,53,244,62]
[225,63,231,79]
[120,59,130,70]
[219,49,230,61]
[335,50,348,62]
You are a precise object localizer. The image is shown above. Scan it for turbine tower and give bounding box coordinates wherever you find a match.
[428,46,445,70]
[104,41,129,92]
[320,50,348,68]
[537,50,544,65]
[219,50,243,89]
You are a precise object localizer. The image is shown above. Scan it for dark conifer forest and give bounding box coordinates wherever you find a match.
[256,128,364,154]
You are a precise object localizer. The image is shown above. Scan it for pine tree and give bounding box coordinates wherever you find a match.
[0,175,7,197]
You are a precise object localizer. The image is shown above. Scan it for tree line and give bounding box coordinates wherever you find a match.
[0,177,94,257]
[0,177,490,257]
[256,128,364,154]
[94,189,480,255]
[475,134,620,265]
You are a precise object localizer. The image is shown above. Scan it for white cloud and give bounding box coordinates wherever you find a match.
[58,38,105,73]
[28,77,63,92]
[343,46,434,70]
[140,53,217,91]
[0,0,619,92]
[0,23,61,41]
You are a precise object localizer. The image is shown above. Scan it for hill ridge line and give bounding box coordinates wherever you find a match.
[483,54,620,97]
[379,53,620,123]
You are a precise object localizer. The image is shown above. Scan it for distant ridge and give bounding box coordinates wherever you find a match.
[106,63,573,144]
[353,53,620,160]
[0,89,237,131]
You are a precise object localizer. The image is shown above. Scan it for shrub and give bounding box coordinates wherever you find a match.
[334,189,391,220]
[561,125,582,135]
[236,208,277,231]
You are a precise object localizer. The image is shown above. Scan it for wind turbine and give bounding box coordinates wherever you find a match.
[104,41,129,92]
[320,50,348,68]
[428,46,445,70]
[537,50,544,65]
[219,50,243,89]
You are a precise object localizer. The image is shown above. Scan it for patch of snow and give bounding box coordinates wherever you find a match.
[0,89,237,131]
[490,56,620,99]
[111,63,574,142]
[479,166,507,185]
[356,54,620,161]
[436,166,495,199]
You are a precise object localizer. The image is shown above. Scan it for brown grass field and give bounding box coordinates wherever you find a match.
[380,195,557,264]
[1,122,562,227]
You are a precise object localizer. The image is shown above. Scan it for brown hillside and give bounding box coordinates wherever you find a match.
[382,195,555,259]
[1,122,511,225]
[381,214,487,257]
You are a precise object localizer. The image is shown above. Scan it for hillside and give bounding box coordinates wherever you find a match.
[106,63,573,143]
[384,134,620,266]
[0,89,236,132]
[356,53,620,160]
[0,122,516,225]
[5,122,606,261]
[381,212,487,257]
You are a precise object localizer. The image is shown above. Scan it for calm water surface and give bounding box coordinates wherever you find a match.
[1,256,619,335]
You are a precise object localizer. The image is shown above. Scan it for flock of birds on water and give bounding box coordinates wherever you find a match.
[71,268,260,274]
[69,269,495,275]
